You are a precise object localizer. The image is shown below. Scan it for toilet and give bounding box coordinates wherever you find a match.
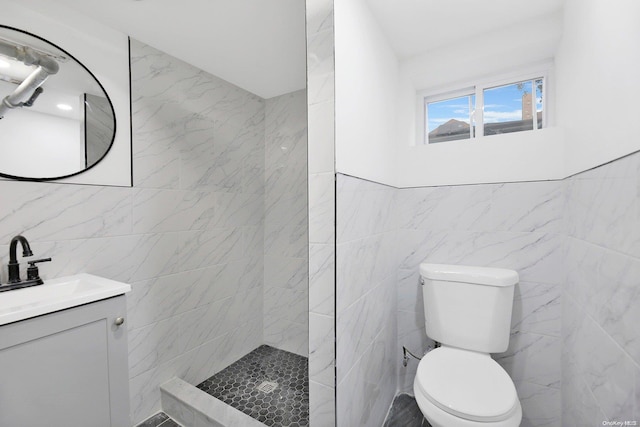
[413,263,522,427]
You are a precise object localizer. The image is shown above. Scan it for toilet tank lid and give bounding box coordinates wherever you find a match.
[420,263,519,287]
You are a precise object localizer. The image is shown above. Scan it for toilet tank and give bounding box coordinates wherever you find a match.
[420,263,518,353]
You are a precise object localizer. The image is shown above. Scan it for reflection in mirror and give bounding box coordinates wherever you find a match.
[0,25,115,181]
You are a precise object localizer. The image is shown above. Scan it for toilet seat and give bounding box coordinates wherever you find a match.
[414,347,519,422]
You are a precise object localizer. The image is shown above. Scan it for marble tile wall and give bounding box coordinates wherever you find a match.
[332,156,640,427]
[129,40,266,424]
[264,90,308,356]
[0,39,266,425]
[395,180,564,427]
[562,153,640,425]
[306,0,337,426]
[335,174,398,427]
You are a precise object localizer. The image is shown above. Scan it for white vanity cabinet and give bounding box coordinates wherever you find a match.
[0,295,130,427]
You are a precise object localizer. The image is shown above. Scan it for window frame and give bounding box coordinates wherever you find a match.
[417,64,550,145]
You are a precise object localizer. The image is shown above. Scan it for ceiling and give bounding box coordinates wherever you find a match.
[12,0,565,99]
[366,0,565,60]
[23,0,307,99]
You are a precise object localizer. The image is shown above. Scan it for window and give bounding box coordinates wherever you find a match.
[426,90,476,143]
[422,73,546,144]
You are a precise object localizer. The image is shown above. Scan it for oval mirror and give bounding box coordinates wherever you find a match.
[0,25,116,181]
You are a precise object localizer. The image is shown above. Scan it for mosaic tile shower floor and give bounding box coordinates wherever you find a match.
[196,345,309,427]
[135,412,179,427]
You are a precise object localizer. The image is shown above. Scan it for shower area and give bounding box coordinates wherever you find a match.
[129,38,309,426]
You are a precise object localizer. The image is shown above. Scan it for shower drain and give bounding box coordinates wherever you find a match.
[256,380,278,394]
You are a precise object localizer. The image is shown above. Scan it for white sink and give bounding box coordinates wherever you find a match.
[0,274,131,326]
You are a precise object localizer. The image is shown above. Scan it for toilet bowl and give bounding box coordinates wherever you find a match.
[413,347,521,427]
[414,263,522,427]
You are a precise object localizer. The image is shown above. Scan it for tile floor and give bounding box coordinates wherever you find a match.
[136,411,179,427]
[196,345,309,427]
[383,394,430,427]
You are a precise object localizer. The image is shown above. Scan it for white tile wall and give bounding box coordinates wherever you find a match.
[395,181,564,426]
[307,0,337,425]
[563,153,640,424]
[335,174,398,427]
[335,178,562,426]
[336,154,640,426]
[127,41,266,424]
[263,90,309,356]
[327,178,563,425]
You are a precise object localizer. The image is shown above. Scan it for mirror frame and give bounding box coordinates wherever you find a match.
[0,24,117,182]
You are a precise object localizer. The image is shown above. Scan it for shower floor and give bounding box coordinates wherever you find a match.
[196,345,309,427]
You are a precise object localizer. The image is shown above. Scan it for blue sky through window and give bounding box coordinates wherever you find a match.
[427,79,543,134]
[427,95,473,133]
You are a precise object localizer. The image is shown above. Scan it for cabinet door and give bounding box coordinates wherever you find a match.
[0,296,129,427]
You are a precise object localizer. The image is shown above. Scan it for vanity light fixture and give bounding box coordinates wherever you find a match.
[56,103,73,111]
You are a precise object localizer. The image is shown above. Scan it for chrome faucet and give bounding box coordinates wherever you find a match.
[8,235,33,284]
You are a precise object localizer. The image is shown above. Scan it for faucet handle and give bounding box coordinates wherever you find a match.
[26,258,51,281]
